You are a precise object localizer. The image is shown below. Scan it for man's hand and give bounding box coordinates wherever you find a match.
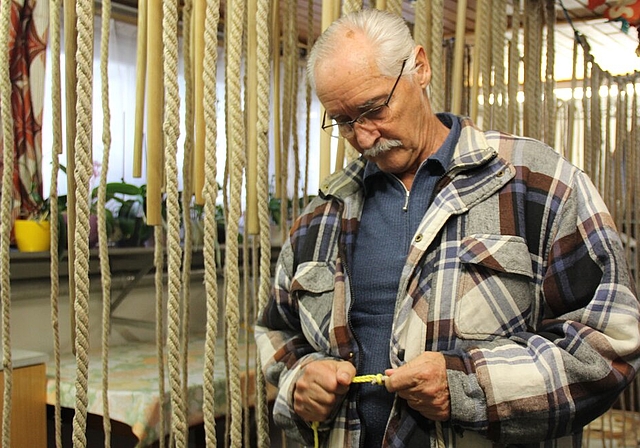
[384,352,450,421]
[293,359,356,422]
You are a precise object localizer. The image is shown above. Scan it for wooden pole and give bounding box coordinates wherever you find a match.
[194,0,206,204]
[146,0,163,225]
[246,0,258,234]
[318,0,338,184]
[133,0,148,178]
[451,0,467,115]
[63,0,78,350]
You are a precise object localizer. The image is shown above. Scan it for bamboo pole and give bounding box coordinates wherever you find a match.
[451,0,467,115]
[64,0,78,350]
[194,0,206,204]
[133,0,148,178]
[318,0,338,183]
[146,0,163,225]
[246,0,258,234]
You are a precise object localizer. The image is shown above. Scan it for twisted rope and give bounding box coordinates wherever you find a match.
[0,0,14,444]
[162,0,188,445]
[98,0,113,445]
[153,226,166,448]
[430,0,444,113]
[225,0,246,444]
[256,0,272,448]
[566,36,578,161]
[543,0,556,146]
[478,0,492,128]
[201,0,220,445]
[70,0,95,445]
[491,0,507,132]
[507,0,521,134]
[303,0,314,208]
[523,0,543,139]
[180,0,194,412]
[255,0,272,444]
[48,1,63,446]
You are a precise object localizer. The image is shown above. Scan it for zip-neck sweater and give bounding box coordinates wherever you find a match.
[351,113,460,447]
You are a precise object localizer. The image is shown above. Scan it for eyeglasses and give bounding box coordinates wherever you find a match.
[321,59,407,138]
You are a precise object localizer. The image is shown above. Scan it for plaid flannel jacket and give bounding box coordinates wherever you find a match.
[255,117,640,447]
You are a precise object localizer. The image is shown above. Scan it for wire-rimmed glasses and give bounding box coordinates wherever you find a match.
[321,59,408,138]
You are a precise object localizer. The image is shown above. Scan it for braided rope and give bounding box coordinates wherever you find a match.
[303,0,313,208]
[70,0,95,445]
[48,1,63,446]
[523,0,543,139]
[478,0,492,128]
[0,0,14,444]
[589,62,600,186]
[507,1,521,134]
[386,0,402,17]
[225,0,247,444]
[430,0,444,113]
[491,0,507,132]
[255,0,272,444]
[605,77,613,212]
[98,0,113,445]
[201,0,220,445]
[153,227,166,448]
[633,79,640,290]
[180,0,194,412]
[161,0,188,445]
[615,80,626,233]
[543,0,556,146]
[414,0,428,55]
[343,0,361,15]
[566,36,578,161]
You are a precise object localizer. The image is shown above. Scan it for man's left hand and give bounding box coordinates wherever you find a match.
[384,351,450,421]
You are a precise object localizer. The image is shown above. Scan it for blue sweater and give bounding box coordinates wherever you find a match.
[350,113,460,447]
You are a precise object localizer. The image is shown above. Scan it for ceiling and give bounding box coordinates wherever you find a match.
[108,0,639,80]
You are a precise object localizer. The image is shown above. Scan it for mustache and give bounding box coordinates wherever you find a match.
[363,139,403,158]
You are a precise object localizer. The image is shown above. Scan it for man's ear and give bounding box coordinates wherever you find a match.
[414,46,431,89]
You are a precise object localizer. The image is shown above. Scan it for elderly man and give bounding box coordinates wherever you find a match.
[256,8,640,447]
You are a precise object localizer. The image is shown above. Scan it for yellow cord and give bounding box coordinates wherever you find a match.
[311,373,387,448]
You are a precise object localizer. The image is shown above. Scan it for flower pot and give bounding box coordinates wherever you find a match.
[14,219,51,252]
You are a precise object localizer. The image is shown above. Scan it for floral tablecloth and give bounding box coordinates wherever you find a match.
[46,335,268,446]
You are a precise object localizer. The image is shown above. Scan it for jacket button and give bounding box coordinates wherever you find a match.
[348,352,354,359]
[415,234,423,243]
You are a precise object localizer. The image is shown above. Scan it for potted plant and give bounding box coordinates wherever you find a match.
[101,181,152,247]
[13,185,65,253]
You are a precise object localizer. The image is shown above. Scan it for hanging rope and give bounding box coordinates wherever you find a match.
[180,0,194,415]
[70,0,95,444]
[48,1,63,446]
[162,0,188,445]
[98,1,113,446]
[478,0,492,128]
[0,0,15,444]
[507,0,521,134]
[543,0,556,146]
[225,0,247,443]
[153,226,166,448]
[201,0,221,446]
[491,0,507,132]
[255,0,272,444]
[430,0,444,113]
[523,0,543,140]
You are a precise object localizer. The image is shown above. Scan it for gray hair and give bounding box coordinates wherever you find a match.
[306,8,417,90]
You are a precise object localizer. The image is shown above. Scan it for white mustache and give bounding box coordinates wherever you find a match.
[363,139,403,158]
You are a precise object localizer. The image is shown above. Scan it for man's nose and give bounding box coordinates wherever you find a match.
[352,121,380,149]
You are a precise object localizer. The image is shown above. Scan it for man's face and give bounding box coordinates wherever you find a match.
[314,37,431,177]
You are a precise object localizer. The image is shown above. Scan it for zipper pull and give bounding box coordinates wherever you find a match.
[402,190,410,211]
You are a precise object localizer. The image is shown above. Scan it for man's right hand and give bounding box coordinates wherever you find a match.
[293,359,356,422]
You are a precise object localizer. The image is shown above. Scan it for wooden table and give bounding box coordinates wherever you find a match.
[0,349,49,448]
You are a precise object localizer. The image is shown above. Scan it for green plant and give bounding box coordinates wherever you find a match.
[99,181,152,247]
